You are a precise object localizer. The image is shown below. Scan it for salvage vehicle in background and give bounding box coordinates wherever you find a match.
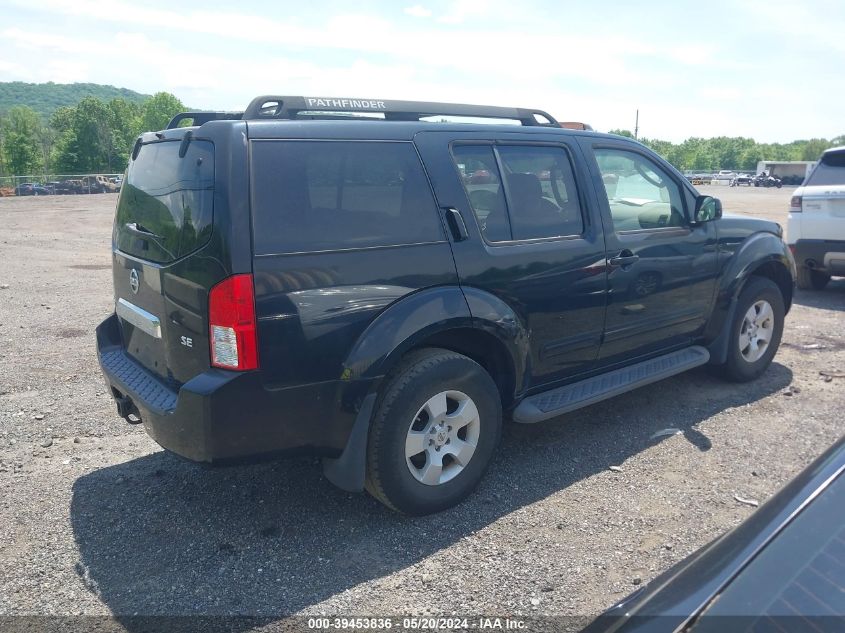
[53,180,81,195]
[14,182,50,196]
[788,146,845,289]
[81,175,116,193]
[97,95,796,515]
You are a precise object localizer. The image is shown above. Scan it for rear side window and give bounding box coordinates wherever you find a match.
[453,144,584,242]
[452,145,510,242]
[115,140,214,264]
[251,141,443,254]
[497,146,584,240]
[805,150,845,186]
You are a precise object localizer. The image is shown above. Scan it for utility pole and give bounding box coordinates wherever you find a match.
[634,109,639,140]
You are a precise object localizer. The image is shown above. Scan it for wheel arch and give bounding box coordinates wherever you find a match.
[325,286,528,493]
[748,259,793,313]
[405,327,519,409]
[705,232,795,364]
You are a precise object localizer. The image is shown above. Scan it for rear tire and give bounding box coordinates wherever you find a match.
[796,266,830,290]
[365,348,502,515]
[714,277,785,383]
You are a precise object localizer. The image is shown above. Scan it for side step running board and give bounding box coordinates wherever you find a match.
[513,346,710,424]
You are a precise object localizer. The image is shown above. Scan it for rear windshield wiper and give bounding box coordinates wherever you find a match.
[124,222,176,259]
[125,222,162,239]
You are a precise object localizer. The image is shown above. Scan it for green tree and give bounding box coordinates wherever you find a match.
[50,97,110,172]
[139,92,185,133]
[49,105,75,135]
[107,98,141,171]
[801,138,831,161]
[1,105,42,176]
[73,97,113,172]
[51,96,147,173]
[608,129,635,138]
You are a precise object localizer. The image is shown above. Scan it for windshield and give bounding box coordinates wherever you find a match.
[114,139,214,264]
[804,150,845,187]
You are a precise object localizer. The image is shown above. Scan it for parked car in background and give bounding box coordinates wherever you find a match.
[730,174,754,187]
[788,146,845,290]
[14,182,50,196]
[583,435,845,633]
[110,176,123,192]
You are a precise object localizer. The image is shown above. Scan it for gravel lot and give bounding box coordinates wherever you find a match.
[0,187,843,628]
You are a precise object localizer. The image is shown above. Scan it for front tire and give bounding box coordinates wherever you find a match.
[796,266,830,290]
[714,277,785,382]
[365,348,502,515]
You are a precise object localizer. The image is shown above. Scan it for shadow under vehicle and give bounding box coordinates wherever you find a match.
[71,362,792,627]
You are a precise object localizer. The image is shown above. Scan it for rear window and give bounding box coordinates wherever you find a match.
[250,141,443,254]
[805,150,845,186]
[115,139,214,264]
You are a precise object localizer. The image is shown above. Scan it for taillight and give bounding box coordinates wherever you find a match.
[208,274,259,371]
[789,196,802,213]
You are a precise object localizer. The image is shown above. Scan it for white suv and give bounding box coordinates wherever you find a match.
[787,146,845,289]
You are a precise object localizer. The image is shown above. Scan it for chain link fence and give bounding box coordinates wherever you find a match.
[0,174,123,196]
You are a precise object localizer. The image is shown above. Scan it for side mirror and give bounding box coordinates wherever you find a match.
[694,195,722,224]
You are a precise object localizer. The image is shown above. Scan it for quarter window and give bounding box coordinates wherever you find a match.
[250,141,443,254]
[594,148,686,231]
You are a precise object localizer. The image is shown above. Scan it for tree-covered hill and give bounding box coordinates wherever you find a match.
[0,82,149,120]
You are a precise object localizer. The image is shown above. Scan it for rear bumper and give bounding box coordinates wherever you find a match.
[96,314,367,464]
[791,239,845,275]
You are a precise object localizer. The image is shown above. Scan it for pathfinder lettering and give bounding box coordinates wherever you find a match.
[305,98,387,110]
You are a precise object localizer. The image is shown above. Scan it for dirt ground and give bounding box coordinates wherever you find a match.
[0,187,842,628]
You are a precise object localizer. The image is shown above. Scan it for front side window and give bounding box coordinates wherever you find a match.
[251,141,443,254]
[594,148,686,232]
[453,144,584,242]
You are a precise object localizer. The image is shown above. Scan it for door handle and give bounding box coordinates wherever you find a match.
[444,208,469,242]
[608,250,640,268]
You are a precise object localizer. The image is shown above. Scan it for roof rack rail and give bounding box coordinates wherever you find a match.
[166,111,243,129]
[241,95,560,127]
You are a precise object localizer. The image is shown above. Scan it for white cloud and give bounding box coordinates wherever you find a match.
[1,28,103,54]
[2,0,842,141]
[404,5,432,18]
[438,0,491,24]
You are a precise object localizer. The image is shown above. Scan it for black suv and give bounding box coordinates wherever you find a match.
[97,95,796,515]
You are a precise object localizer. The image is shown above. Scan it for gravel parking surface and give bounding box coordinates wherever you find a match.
[0,188,842,627]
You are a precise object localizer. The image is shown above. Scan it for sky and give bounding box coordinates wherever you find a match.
[0,0,843,143]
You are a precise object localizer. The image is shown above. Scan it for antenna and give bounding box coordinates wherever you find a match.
[634,109,639,140]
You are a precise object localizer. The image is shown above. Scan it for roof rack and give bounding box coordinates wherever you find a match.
[166,95,563,129]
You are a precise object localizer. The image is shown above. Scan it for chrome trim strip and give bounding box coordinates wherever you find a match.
[116,298,162,339]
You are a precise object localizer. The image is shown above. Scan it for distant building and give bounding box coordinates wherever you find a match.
[756,160,816,183]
